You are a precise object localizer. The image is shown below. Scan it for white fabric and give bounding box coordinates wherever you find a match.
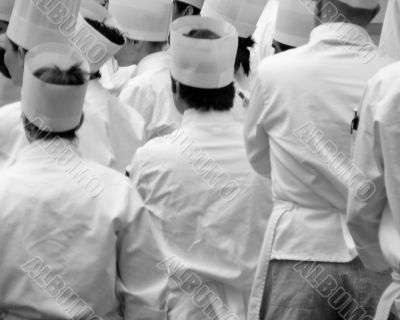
[245,23,394,319]
[21,43,90,132]
[0,0,14,21]
[347,61,400,273]
[338,0,379,8]
[130,109,273,320]
[108,0,172,41]
[274,0,315,47]
[100,59,137,96]
[253,0,279,61]
[380,0,400,60]
[170,16,238,89]
[0,139,168,319]
[179,0,204,9]
[119,51,182,143]
[7,0,81,50]
[0,74,20,107]
[201,0,268,38]
[77,1,123,72]
[0,79,144,173]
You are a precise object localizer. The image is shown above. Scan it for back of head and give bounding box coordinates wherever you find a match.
[170,17,238,112]
[316,0,380,28]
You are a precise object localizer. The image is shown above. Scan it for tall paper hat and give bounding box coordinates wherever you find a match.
[274,0,315,47]
[74,0,124,72]
[7,0,81,50]
[201,0,268,38]
[0,0,15,22]
[337,0,379,9]
[21,43,90,132]
[109,0,173,41]
[170,16,238,89]
[178,0,204,10]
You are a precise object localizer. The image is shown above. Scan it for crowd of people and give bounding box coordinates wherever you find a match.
[0,0,399,319]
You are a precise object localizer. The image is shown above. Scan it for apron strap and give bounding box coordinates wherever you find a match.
[374,272,400,320]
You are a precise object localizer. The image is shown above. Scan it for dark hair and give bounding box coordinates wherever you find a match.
[175,1,201,15]
[84,18,125,45]
[0,47,11,78]
[272,40,296,54]
[185,29,220,39]
[23,64,87,141]
[171,76,235,112]
[8,37,27,54]
[235,36,255,76]
[125,37,167,50]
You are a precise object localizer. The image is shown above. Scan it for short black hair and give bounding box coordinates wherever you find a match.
[272,40,296,54]
[84,18,125,45]
[23,64,87,141]
[8,37,28,53]
[171,77,235,112]
[235,36,255,76]
[175,1,201,15]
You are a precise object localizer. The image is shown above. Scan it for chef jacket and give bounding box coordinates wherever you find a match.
[245,22,394,320]
[119,51,182,142]
[0,139,168,320]
[129,109,272,320]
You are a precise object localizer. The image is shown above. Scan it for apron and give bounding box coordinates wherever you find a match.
[247,202,293,320]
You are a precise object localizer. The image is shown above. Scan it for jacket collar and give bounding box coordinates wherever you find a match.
[182,109,235,127]
[310,22,374,47]
[135,50,170,77]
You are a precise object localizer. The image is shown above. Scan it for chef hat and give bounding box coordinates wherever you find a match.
[336,0,379,9]
[178,0,204,10]
[21,43,90,132]
[109,0,173,41]
[201,0,268,38]
[170,16,238,89]
[274,0,315,47]
[75,0,124,72]
[0,0,15,22]
[7,0,81,50]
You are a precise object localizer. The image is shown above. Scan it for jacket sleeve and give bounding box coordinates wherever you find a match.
[347,80,390,272]
[244,73,271,179]
[117,188,169,320]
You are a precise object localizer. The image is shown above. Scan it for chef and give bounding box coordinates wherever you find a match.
[0,0,20,107]
[347,57,400,320]
[109,0,182,142]
[0,0,143,173]
[201,0,268,122]
[129,15,272,320]
[0,42,167,320]
[244,0,395,319]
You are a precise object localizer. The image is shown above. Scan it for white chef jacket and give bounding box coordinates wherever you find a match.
[380,0,400,61]
[245,23,394,320]
[0,139,168,320]
[253,0,279,65]
[100,59,137,97]
[0,79,144,173]
[130,109,272,320]
[119,51,182,143]
[0,74,20,107]
[347,62,400,272]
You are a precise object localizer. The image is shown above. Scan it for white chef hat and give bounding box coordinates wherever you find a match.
[274,0,315,47]
[109,0,173,41]
[7,0,81,50]
[337,0,379,9]
[170,16,238,89]
[0,0,15,22]
[201,0,268,38]
[178,0,204,10]
[74,0,124,72]
[21,43,90,132]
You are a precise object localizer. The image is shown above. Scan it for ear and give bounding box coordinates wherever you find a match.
[183,5,195,16]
